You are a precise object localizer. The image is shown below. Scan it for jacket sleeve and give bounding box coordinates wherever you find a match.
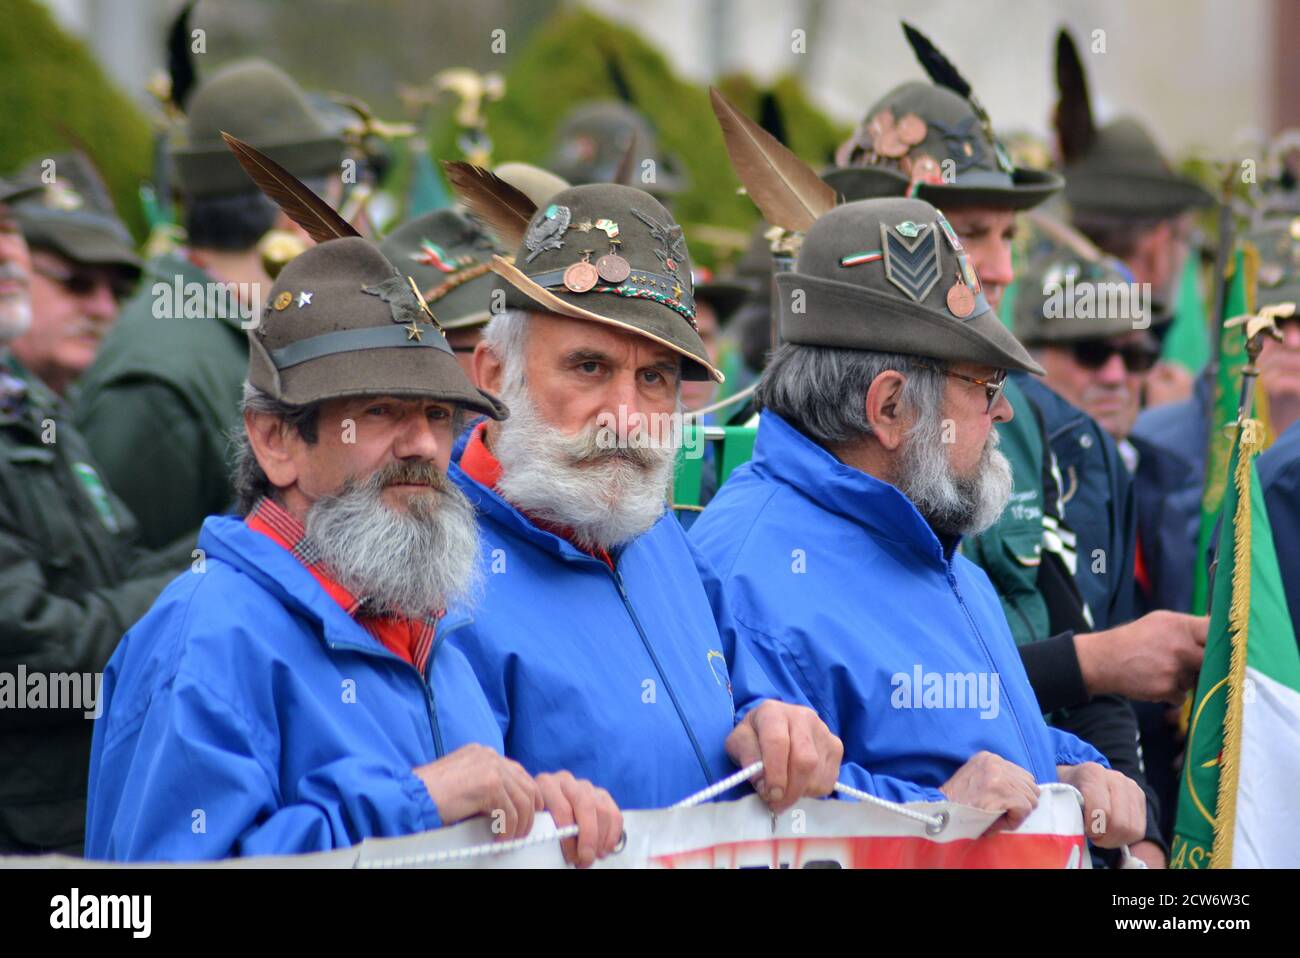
[76,380,224,550]
[0,527,179,730]
[87,670,441,861]
[1017,632,1089,713]
[1047,724,1109,769]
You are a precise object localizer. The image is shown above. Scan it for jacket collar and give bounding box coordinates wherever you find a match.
[449,457,623,569]
[197,515,473,654]
[751,411,955,568]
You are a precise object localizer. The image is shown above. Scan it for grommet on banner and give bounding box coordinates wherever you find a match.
[925,810,950,836]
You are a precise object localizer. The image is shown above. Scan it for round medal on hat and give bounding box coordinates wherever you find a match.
[564,253,599,293]
[596,253,631,283]
[946,276,975,318]
[273,291,294,310]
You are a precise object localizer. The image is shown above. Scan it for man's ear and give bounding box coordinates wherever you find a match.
[473,339,505,396]
[244,410,301,490]
[864,370,912,452]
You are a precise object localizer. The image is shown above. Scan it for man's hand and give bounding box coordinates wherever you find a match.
[1130,839,1167,868]
[725,700,843,813]
[535,771,623,868]
[940,751,1040,832]
[1057,762,1146,849]
[1075,611,1208,702]
[413,744,541,840]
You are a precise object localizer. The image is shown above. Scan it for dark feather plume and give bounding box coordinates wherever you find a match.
[612,131,637,185]
[442,160,536,250]
[602,46,635,104]
[1054,29,1096,165]
[168,1,197,111]
[758,91,788,147]
[221,132,359,243]
[901,21,1007,170]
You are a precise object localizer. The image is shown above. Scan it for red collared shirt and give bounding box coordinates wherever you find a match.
[245,496,440,673]
[461,421,615,570]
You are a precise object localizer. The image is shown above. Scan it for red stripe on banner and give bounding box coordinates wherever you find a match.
[651,833,1084,869]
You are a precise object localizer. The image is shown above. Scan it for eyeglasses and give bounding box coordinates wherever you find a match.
[915,361,1008,415]
[30,262,135,301]
[1070,339,1160,374]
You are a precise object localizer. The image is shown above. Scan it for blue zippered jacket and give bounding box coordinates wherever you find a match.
[84,516,503,861]
[447,460,779,810]
[691,413,1107,804]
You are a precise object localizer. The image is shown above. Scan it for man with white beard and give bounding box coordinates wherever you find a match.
[448,182,845,812]
[85,238,621,864]
[692,198,1146,847]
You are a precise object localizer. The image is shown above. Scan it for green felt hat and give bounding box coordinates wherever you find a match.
[1014,248,1148,346]
[774,196,1044,375]
[172,59,344,199]
[826,82,1062,211]
[546,100,687,197]
[1063,117,1214,218]
[380,209,501,330]
[248,236,506,419]
[1246,216,1300,310]
[13,152,140,274]
[493,182,720,382]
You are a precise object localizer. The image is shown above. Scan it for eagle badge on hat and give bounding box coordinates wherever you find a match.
[881,221,940,302]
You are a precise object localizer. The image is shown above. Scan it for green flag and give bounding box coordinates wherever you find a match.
[1161,249,1211,376]
[1171,416,1300,868]
[1191,246,1257,614]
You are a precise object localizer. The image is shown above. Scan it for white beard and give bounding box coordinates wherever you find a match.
[491,377,678,551]
[302,462,482,618]
[896,416,1014,538]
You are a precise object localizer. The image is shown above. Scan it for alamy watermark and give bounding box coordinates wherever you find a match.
[890,665,1001,719]
[151,275,263,330]
[0,666,101,718]
[1041,275,1151,330]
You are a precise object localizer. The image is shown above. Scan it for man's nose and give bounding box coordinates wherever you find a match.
[1096,351,1128,385]
[391,413,442,461]
[991,390,1013,424]
[83,278,118,322]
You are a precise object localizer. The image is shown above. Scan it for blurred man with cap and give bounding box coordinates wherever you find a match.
[75,58,346,549]
[0,176,193,856]
[8,152,141,396]
[85,237,621,864]
[547,100,687,201]
[380,208,502,381]
[450,182,844,812]
[692,197,1145,848]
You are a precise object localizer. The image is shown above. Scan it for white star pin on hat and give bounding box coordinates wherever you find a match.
[296,291,313,308]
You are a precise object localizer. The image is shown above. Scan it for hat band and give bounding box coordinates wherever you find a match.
[527,266,695,315]
[269,323,450,370]
[946,168,1016,190]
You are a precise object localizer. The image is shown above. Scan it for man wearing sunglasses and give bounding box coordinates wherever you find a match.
[8,153,141,398]
[0,177,195,856]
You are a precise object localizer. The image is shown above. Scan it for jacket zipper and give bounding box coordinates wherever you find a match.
[327,624,457,760]
[945,568,1038,774]
[610,566,713,787]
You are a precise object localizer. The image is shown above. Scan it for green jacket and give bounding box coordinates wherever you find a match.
[74,254,249,548]
[0,355,192,854]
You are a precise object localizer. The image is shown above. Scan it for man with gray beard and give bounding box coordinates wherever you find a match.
[447,182,845,812]
[86,238,622,864]
[692,198,1146,848]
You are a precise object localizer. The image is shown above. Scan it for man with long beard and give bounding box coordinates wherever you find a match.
[450,182,845,812]
[692,198,1145,847]
[85,238,621,864]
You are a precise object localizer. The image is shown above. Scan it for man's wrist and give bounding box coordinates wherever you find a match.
[1073,630,1111,696]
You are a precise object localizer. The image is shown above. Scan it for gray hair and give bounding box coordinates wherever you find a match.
[481,308,533,393]
[229,382,322,516]
[756,342,947,445]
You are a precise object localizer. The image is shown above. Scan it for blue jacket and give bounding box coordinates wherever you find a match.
[690,413,1107,804]
[1015,374,1136,630]
[85,516,503,861]
[447,460,778,810]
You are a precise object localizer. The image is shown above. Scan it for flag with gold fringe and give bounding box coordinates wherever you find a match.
[1171,406,1300,867]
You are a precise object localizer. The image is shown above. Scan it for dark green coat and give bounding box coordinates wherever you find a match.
[0,356,192,854]
[74,254,249,548]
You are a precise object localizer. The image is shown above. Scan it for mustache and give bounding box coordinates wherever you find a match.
[569,423,664,468]
[340,461,453,495]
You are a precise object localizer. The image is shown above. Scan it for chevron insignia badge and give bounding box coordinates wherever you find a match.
[881,221,941,303]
